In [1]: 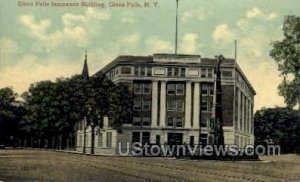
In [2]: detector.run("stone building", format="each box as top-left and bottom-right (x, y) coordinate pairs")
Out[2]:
(76, 53), (255, 155)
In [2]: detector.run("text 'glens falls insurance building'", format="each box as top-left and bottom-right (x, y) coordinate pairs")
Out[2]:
(76, 54), (256, 155)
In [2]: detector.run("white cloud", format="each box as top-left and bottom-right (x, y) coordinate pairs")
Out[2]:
(246, 7), (262, 18)
(240, 60), (285, 110)
(244, 7), (278, 22)
(267, 13), (278, 21)
(181, 33), (198, 54)
(0, 38), (19, 53)
(145, 37), (173, 54)
(212, 24), (234, 42)
(19, 8), (111, 50)
(121, 34), (140, 45)
(0, 55), (80, 94)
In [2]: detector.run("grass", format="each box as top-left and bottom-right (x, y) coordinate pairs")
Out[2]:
(0, 149), (299, 182)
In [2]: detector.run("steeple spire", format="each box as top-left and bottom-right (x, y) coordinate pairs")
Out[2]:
(82, 49), (89, 80)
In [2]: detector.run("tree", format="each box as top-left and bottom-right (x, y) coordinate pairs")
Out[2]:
(254, 107), (300, 153)
(0, 87), (25, 146)
(270, 15), (300, 110)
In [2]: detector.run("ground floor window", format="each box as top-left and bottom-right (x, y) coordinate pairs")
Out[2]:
(78, 135), (82, 146)
(132, 132), (140, 144)
(190, 136), (194, 146)
(142, 132), (150, 144)
(200, 134), (207, 146)
(106, 132), (112, 148)
(156, 135), (160, 145)
(98, 133), (103, 147)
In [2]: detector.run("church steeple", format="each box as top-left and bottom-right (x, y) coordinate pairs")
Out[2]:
(82, 49), (89, 80)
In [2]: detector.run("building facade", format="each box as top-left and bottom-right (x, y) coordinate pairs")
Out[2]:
(76, 54), (256, 155)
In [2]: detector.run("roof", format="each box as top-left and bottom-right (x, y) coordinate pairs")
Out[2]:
(93, 54), (255, 95)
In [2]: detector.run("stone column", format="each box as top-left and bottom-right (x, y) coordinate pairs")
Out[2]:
(151, 81), (158, 127)
(193, 82), (200, 129)
(185, 82), (192, 128)
(237, 89), (241, 130)
(159, 81), (166, 127)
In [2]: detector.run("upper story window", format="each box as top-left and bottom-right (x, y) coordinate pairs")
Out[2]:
(167, 67), (186, 77)
(147, 68), (152, 76)
(134, 83), (151, 95)
(121, 66), (132, 75)
(141, 67), (146, 76)
(167, 84), (176, 95)
(167, 68), (173, 77)
(207, 68), (213, 77)
(201, 83), (214, 96)
(134, 84), (142, 94)
(176, 84), (184, 95)
(134, 66), (152, 77)
(167, 83), (185, 95)
(180, 68), (186, 77)
(133, 100), (142, 111)
(143, 83), (151, 94)
(222, 70), (233, 77)
(201, 68), (214, 78)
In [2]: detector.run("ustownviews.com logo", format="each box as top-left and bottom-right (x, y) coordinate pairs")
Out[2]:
(117, 142), (281, 157)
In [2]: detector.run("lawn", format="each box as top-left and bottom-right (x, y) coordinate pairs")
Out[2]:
(0, 149), (299, 182)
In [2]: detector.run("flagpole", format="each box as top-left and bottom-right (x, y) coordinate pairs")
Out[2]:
(175, 0), (179, 55)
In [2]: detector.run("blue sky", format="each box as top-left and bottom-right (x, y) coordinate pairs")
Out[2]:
(0, 0), (300, 110)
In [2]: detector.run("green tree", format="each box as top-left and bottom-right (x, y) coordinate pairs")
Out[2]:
(270, 15), (300, 110)
(254, 107), (300, 153)
(0, 87), (25, 146)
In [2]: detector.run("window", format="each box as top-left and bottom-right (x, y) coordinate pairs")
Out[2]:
(208, 102), (213, 111)
(167, 67), (173, 76)
(167, 84), (176, 95)
(98, 133), (103, 147)
(207, 68), (213, 77)
(143, 83), (151, 94)
(121, 67), (131, 75)
(222, 70), (233, 77)
(201, 68), (206, 77)
(142, 132), (150, 144)
(132, 132), (140, 143)
(134, 66), (139, 76)
(146, 67), (152, 76)
(141, 67), (145, 76)
(174, 68), (179, 77)
(142, 100), (151, 111)
(200, 134), (207, 146)
(106, 132), (112, 148)
(176, 84), (184, 95)
(180, 68), (185, 77)
(201, 101), (208, 111)
(156, 135), (160, 145)
(167, 100), (176, 111)
(142, 117), (150, 126)
(133, 117), (141, 126)
(190, 136), (194, 146)
(201, 84), (208, 95)
(209, 86), (214, 95)
(78, 135), (82, 146)
(167, 117), (174, 127)
(175, 117), (183, 127)
(134, 84), (142, 94)
(200, 115), (207, 127)
(133, 100), (141, 111)
(177, 100), (184, 111)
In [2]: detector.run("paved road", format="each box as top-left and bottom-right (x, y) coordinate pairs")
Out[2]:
(0, 150), (299, 181)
